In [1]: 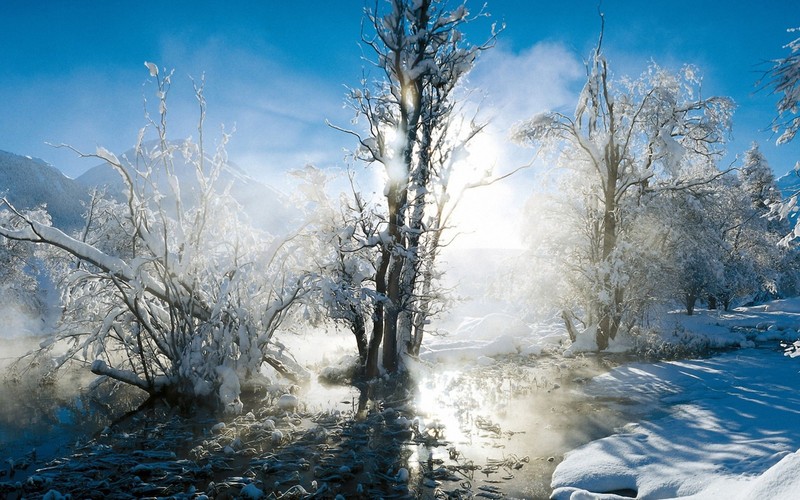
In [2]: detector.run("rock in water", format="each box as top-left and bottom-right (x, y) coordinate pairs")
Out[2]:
(240, 483), (264, 499)
(395, 467), (409, 482)
(277, 393), (298, 411)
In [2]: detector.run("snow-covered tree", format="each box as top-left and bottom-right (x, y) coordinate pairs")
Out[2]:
(513, 24), (733, 349)
(1, 66), (310, 412)
(290, 166), (378, 367)
(662, 147), (788, 313)
(740, 143), (781, 211)
(710, 147), (786, 308)
(763, 27), (800, 243)
(337, 0), (498, 376)
(655, 178), (725, 315)
(764, 27), (800, 145)
(0, 206), (51, 326)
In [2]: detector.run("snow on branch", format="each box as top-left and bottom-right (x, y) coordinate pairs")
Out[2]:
(91, 359), (162, 393)
(763, 27), (800, 144)
(0, 197), (175, 310)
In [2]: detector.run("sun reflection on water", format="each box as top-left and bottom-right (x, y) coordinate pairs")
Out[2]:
(405, 356), (629, 498)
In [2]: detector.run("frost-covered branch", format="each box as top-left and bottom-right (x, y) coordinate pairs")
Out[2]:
(4, 65), (310, 413)
(762, 27), (800, 145)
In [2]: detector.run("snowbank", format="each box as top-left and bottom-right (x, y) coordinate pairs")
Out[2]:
(421, 312), (565, 364)
(420, 298), (800, 367)
(420, 334), (521, 364)
(562, 300), (800, 358)
(664, 301), (800, 343)
(551, 348), (800, 499)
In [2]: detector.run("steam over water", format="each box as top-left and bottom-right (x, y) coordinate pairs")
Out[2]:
(1, 322), (644, 499)
(410, 355), (634, 498)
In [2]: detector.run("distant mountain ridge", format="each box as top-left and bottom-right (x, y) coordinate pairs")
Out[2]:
(777, 170), (800, 199)
(74, 144), (293, 232)
(0, 147), (292, 235)
(0, 150), (89, 231)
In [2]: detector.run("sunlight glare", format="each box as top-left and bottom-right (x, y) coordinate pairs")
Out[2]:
(445, 130), (528, 250)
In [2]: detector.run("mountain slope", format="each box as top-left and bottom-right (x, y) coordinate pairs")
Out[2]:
(777, 170), (800, 199)
(0, 150), (89, 231)
(0, 145), (294, 236)
(75, 145), (294, 233)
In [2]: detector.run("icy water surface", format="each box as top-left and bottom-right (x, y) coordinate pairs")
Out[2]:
(0, 339), (147, 491)
(0, 350), (639, 499)
(408, 355), (634, 498)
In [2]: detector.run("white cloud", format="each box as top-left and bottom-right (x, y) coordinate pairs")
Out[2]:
(469, 41), (584, 129)
(0, 33), (358, 183)
(152, 35), (358, 185)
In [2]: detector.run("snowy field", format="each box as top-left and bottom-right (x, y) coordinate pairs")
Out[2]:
(551, 347), (800, 499)
(419, 291), (800, 499)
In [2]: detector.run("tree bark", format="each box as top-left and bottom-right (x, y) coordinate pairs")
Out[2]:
(597, 146), (621, 351)
(366, 248), (390, 379)
(351, 305), (368, 362)
(685, 291), (697, 316)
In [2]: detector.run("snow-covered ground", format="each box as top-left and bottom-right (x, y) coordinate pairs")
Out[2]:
(8, 235), (800, 499)
(551, 346), (800, 499)
(421, 291), (800, 499)
(556, 298), (800, 500)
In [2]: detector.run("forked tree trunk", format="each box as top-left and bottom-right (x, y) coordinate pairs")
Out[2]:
(351, 0), (492, 377)
(381, 179), (407, 374)
(366, 248), (390, 379)
(597, 146), (622, 351)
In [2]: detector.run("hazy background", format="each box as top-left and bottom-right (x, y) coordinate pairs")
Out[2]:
(1, 0), (799, 248)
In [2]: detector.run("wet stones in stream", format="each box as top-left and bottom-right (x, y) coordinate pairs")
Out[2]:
(5, 396), (528, 499)
(5, 354), (627, 499)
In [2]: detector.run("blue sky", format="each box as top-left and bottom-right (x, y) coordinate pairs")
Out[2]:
(1, 0), (798, 186)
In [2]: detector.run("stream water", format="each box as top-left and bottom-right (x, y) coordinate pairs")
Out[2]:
(407, 355), (636, 498)
(0, 338), (642, 499)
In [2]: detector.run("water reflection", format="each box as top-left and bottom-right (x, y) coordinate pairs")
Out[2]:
(304, 354), (636, 498)
(0, 359), (146, 482)
(408, 356), (632, 498)
(0, 337), (637, 499)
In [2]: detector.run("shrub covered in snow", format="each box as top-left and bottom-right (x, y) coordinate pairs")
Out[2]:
(1, 66), (312, 412)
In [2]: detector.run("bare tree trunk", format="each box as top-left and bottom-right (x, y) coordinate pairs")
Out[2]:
(408, 214), (443, 356)
(351, 304), (368, 362)
(409, 257), (433, 357)
(366, 248), (389, 379)
(562, 310), (578, 343)
(381, 173), (407, 373)
(685, 290), (697, 316)
(383, 256), (401, 373)
(401, 113), (435, 357)
(597, 148), (621, 351)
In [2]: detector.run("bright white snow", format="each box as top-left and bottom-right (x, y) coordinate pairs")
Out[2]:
(420, 291), (800, 499)
(552, 299), (800, 500)
(551, 345), (800, 499)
